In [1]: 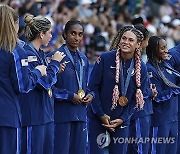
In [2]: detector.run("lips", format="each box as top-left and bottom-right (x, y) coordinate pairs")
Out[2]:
(72, 42), (79, 46)
(121, 45), (130, 50)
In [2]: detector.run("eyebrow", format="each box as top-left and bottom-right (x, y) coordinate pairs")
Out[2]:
(70, 30), (83, 33)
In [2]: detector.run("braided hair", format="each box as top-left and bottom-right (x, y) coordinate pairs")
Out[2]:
(109, 26), (133, 51)
(24, 14), (51, 41)
(111, 26), (145, 110)
(146, 36), (180, 89)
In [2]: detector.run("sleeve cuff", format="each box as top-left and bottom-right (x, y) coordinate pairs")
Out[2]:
(119, 115), (127, 123)
(32, 69), (42, 79)
(87, 91), (95, 99)
(50, 60), (61, 69)
(96, 110), (105, 119)
(67, 92), (74, 101)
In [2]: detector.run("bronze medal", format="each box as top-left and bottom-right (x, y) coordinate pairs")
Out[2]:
(48, 88), (53, 98)
(118, 96), (128, 106)
(77, 89), (85, 99)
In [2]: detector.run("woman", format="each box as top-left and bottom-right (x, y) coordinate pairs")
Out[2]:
(0, 5), (46, 154)
(87, 26), (149, 154)
(50, 20), (94, 154)
(127, 24), (155, 154)
(19, 14), (65, 154)
(146, 36), (180, 154)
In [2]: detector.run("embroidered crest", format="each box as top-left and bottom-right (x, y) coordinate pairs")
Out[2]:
(148, 72), (153, 78)
(96, 56), (101, 64)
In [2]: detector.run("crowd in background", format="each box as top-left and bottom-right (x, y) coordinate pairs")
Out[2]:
(0, 1), (180, 154)
(1, 0), (180, 64)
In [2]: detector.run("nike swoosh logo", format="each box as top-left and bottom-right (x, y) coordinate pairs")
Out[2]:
(110, 66), (116, 68)
(120, 125), (127, 129)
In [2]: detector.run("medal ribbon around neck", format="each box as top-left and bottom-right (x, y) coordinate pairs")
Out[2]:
(120, 58), (134, 96)
(111, 49), (134, 110)
(64, 45), (85, 96)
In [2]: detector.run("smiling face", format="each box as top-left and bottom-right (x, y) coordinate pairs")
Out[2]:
(64, 24), (84, 51)
(156, 39), (168, 61)
(119, 30), (141, 59)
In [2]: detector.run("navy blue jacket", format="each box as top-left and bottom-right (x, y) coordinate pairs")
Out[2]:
(0, 44), (42, 128)
(131, 78), (153, 120)
(19, 43), (60, 126)
(88, 50), (149, 124)
(49, 44), (91, 123)
(147, 61), (180, 127)
(168, 44), (180, 71)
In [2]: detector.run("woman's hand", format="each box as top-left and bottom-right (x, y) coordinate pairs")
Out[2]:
(52, 51), (66, 62)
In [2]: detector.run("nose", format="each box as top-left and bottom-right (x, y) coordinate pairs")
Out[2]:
(74, 35), (81, 42)
(123, 39), (129, 44)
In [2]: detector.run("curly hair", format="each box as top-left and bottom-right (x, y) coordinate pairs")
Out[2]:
(111, 26), (145, 110)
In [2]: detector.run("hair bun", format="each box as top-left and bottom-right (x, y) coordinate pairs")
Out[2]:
(24, 14), (34, 25)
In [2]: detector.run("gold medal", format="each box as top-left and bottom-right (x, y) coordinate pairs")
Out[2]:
(118, 96), (128, 106)
(77, 89), (85, 99)
(48, 88), (53, 98)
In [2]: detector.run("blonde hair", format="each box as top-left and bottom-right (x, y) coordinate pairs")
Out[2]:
(24, 14), (51, 41)
(0, 4), (18, 52)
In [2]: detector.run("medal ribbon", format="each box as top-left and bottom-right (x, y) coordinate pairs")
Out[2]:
(64, 45), (84, 89)
(120, 58), (134, 96)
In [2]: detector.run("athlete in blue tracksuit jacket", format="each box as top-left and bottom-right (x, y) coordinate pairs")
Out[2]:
(19, 15), (65, 154)
(0, 44), (45, 154)
(52, 20), (94, 154)
(87, 26), (149, 154)
(19, 43), (62, 154)
(0, 5), (46, 154)
(168, 44), (180, 154)
(146, 36), (180, 154)
(127, 24), (154, 154)
(87, 49), (149, 154)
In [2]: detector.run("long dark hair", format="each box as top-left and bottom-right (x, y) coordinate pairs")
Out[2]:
(146, 36), (180, 88)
